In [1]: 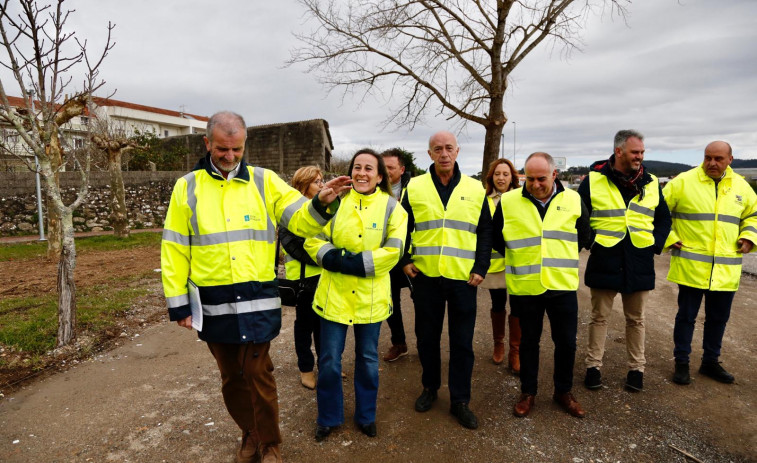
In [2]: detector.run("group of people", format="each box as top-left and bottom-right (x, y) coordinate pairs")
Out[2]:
(160, 111), (757, 463)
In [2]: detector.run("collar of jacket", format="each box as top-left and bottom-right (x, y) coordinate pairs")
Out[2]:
(399, 171), (412, 189)
(591, 155), (653, 189)
(696, 163), (734, 182)
(345, 186), (385, 207)
(428, 161), (461, 187)
(192, 152), (251, 183)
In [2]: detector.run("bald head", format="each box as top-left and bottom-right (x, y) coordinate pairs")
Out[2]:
(524, 152), (557, 201)
(206, 111), (246, 144)
(702, 140), (733, 180)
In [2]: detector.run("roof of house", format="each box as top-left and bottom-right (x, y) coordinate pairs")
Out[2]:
(91, 97), (209, 121)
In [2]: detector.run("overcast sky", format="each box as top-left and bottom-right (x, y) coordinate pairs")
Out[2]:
(6, 0), (756, 174)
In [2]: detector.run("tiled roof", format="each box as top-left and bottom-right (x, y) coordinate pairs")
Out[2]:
(91, 97), (209, 121)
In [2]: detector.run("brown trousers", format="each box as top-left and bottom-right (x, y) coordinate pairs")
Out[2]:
(207, 342), (282, 447)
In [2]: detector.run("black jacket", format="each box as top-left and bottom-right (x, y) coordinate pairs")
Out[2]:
(578, 158), (672, 293)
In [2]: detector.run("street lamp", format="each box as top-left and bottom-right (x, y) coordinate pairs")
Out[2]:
(28, 89), (46, 241)
(512, 121), (516, 167)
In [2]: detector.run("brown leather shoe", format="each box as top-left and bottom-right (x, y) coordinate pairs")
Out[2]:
(513, 393), (535, 417)
(236, 431), (259, 463)
(383, 343), (408, 362)
(553, 392), (585, 418)
(260, 444), (282, 463)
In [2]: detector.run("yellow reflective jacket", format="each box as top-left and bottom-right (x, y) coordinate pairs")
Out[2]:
(663, 165), (757, 290)
(406, 173), (486, 280)
(500, 187), (582, 295)
(589, 171), (660, 248)
(161, 156), (334, 343)
(305, 188), (408, 325)
(487, 194), (506, 273)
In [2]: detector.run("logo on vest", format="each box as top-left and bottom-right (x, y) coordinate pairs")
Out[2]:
(735, 194), (743, 205)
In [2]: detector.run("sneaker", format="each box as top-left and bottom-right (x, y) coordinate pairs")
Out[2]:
(450, 402), (479, 429)
(414, 388), (437, 412)
(699, 361), (735, 384)
(625, 370), (643, 392)
(584, 367), (602, 390)
(672, 362), (691, 385)
(383, 343), (408, 362)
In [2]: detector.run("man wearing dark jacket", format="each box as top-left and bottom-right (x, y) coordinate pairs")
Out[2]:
(579, 130), (672, 392)
(381, 149), (413, 362)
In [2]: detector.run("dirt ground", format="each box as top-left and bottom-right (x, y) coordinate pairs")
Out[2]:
(0, 247), (755, 463)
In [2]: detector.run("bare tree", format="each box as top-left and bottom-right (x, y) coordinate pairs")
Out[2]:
(290, 0), (628, 175)
(90, 118), (141, 238)
(0, 0), (114, 347)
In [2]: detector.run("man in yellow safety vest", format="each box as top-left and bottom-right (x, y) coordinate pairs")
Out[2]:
(492, 152), (594, 419)
(664, 141), (757, 386)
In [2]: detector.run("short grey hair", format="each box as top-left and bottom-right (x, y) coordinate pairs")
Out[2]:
(525, 151), (555, 171)
(206, 111), (246, 143)
(614, 129), (644, 150)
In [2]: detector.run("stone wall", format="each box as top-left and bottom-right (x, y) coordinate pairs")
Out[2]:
(0, 171), (184, 236)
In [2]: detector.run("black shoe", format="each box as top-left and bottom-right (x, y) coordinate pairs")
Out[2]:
(415, 388), (437, 412)
(315, 425), (334, 442)
(450, 402), (479, 429)
(625, 370), (643, 392)
(672, 362), (691, 385)
(358, 422), (377, 437)
(699, 361), (735, 384)
(584, 367), (602, 390)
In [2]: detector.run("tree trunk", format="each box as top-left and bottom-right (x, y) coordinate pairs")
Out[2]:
(108, 149), (130, 238)
(46, 139), (64, 260)
(481, 122), (506, 180)
(56, 210), (77, 347)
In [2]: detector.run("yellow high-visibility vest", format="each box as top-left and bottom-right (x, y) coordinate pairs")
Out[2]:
(407, 173), (486, 280)
(487, 195), (506, 273)
(500, 187), (581, 295)
(589, 171), (659, 248)
(663, 165), (757, 291)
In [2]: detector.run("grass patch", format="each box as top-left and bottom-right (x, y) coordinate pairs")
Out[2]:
(0, 277), (153, 354)
(0, 231), (162, 262)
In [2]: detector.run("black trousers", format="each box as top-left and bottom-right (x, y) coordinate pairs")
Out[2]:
(294, 288), (320, 372)
(510, 291), (578, 395)
(412, 274), (477, 404)
(385, 280), (407, 345)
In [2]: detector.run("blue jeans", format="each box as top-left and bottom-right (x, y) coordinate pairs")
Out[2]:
(673, 284), (735, 364)
(317, 318), (381, 427)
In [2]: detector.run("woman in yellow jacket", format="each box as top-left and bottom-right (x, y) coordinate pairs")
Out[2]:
(479, 158), (522, 373)
(305, 149), (408, 442)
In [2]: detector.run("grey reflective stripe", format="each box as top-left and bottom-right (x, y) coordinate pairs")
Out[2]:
(440, 247), (476, 259)
(166, 294), (189, 308)
(596, 229), (626, 238)
(162, 229), (190, 246)
(309, 199), (329, 226)
(505, 236), (541, 249)
(443, 219), (477, 233)
(746, 212), (757, 219)
(363, 250), (376, 277)
(628, 202), (655, 217)
(543, 230), (578, 242)
(185, 172), (199, 236)
(715, 256), (742, 265)
(382, 196), (398, 245)
(542, 257), (579, 268)
(671, 249), (712, 264)
(284, 254), (296, 263)
(717, 214), (740, 225)
(742, 226), (757, 234)
(671, 249), (742, 266)
(384, 237), (403, 249)
(192, 228), (274, 246)
(316, 243), (337, 266)
(280, 196), (307, 230)
(252, 168), (277, 238)
(672, 212), (716, 221)
(413, 246), (442, 256)
(203, 298), (280, 316)
(506, 264), (541, 275)
(416, 219), (444, 231)
(591, 209), (625, 218)
(413, 246), (475, 259)
(492, 251), (504, 259)
(628, 225), (653, 234)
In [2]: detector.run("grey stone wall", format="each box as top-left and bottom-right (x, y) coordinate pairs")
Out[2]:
(0, 171), (184, 236)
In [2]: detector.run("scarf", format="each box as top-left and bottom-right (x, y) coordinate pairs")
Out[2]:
(609, 154), (645, 200)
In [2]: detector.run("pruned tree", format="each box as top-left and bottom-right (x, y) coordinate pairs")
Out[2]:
(290, 0), (628, 175)
(0, 0), (114, 347)
(90, 120), (140, 238)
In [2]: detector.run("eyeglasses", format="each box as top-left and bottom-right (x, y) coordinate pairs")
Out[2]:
(313, 178), (324, 186)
